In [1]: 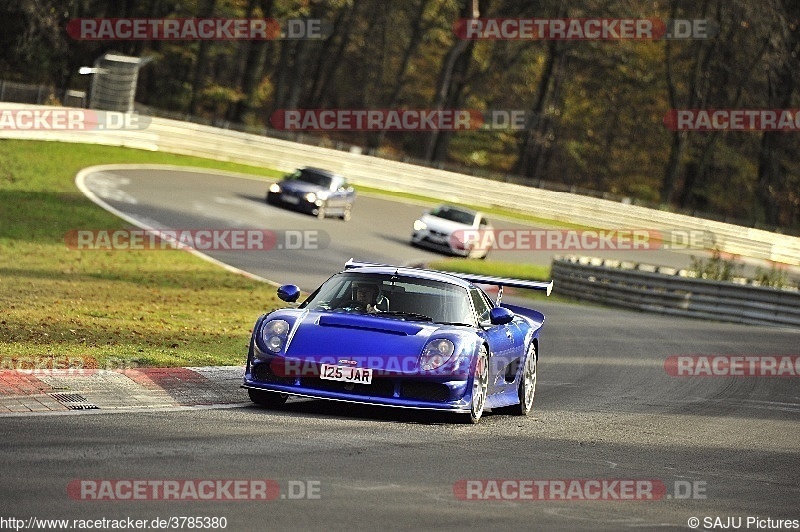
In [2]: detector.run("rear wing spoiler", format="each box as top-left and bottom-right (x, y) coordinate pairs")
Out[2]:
(344, 258), (553, 299)
(450, 272), (553, 297)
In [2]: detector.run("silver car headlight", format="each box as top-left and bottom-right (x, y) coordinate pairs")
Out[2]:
(419, 339), (456, 371)
(413, 219), (427, 231)
(261, 319), (290, 354)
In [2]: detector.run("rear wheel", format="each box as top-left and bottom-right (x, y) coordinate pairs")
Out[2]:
(464, 346), (489, 424)
(248, 388), (288, 408)
(341, 206), (352, 221)
(512, 342), (537, 416)
(316, 204), (327, 219)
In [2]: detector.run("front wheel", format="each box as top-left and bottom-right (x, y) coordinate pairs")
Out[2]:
(463, 346), (489, 424)
(512, 342), (537, 416)
(248, 388), (288, 408)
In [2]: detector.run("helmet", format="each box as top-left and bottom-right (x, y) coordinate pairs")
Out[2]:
(352, 281), (378, 302)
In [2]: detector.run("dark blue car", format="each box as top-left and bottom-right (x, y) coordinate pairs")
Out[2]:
(267, 167), (355, 220)
(243, 260), (552, 423)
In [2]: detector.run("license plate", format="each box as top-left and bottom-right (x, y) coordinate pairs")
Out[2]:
(282, 194), (299, 204)
(319, 364), (372, 384)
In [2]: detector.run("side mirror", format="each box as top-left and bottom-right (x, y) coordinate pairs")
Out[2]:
(489, 307), (514, 325)
(277, 284), (301, 303)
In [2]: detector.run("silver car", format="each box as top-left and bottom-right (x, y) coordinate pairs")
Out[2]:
(411, 204), (494, 259)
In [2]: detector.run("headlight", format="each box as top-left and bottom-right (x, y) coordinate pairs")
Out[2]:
(269, 183), (281, 193)
(304, 192), (317, 203)
(413, 219), (427, 231)
(261, 319), (290, 353)
(419, 339), (456, 371)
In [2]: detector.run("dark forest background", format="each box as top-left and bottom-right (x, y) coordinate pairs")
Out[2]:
(2, 0), (799, 231)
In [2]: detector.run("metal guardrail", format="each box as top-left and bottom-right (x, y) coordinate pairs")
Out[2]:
(1, 103), (799, 266)
(551, 256), (800, 327)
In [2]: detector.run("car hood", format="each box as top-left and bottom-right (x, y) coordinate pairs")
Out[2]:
(266, 309), (477, 373)
(420, 213), (475, 233)
(279, 180), (329, 195)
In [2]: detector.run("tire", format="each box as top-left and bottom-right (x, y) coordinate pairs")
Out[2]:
(340, 206), (352, 221)
(248, 388), (288, 408)
(316, 204), (327, 219)
(512, 342), (537, 416)
(464, 346), (489, 424)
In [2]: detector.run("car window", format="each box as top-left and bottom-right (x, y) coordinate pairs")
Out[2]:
(470, 287), (493, 324)
(288, 169), (334, 188)
(301, 272), (473, 325)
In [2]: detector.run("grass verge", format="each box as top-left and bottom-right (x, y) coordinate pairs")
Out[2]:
(0, 140), (282, 369)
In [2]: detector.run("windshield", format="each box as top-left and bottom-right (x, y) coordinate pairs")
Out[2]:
(287, 169), (333, 189)
(429, 206), (476, 225)
(300, 272), (476, 326)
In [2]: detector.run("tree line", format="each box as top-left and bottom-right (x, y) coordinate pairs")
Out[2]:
(2, 0), (798, 231)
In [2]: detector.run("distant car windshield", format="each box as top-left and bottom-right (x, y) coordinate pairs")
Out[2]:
(287, 169), (333, 189)
(300, 272), (476, 326)
(429, 206), (476, 225)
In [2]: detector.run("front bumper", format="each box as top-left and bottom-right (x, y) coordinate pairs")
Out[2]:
(411, 230), (473, 257)
(267, 190), (321, 214)
(244, 358), (473, 412)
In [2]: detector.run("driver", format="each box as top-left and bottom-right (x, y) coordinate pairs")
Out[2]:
(352, 281), (381, 313)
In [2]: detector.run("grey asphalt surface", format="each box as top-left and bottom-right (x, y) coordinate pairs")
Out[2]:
(1, 168), (797, 531)
(2, 301), (798, 530)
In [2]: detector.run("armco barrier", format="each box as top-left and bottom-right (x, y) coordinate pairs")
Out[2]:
(551, 256), (800, 327)
(1, 103), (799, 265)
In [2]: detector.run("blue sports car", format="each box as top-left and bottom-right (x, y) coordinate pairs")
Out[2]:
(243, 260), (552, 423)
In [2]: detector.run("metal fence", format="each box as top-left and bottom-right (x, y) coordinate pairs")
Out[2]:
(0, 80), (86, 108)
(551, 256), (800, 327)
(0, 80), (57, 105)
